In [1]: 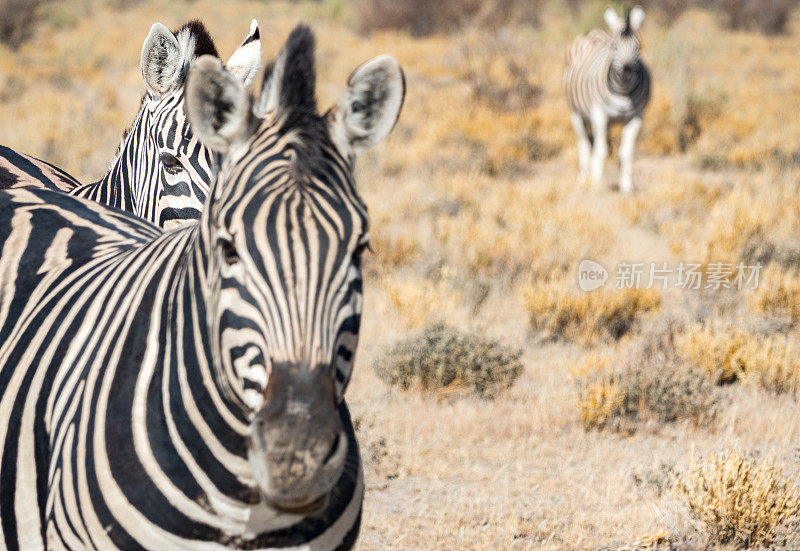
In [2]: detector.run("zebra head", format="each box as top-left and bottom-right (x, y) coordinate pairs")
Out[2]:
(133, 20), (262, 229)
(604, 5), (645, 77)
(185, 26), (404, 513)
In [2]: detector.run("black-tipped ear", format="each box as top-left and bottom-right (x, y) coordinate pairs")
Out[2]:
(255, 24), (317, 118)
(141, 23), (182, 98)
(226, 18), (262, 87)
(328, 55), (405, 156)
(185, 56), (250, 152)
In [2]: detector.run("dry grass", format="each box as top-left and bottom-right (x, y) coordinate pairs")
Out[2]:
(4, 1), (800, 548)
(675, 450), (800, 548)
(678, 323), (800, 393)
(574, 318), (719, 432)
(678, 324), (751, 384)
(524, 283), (661, 345)
(750, 265), (800, 324)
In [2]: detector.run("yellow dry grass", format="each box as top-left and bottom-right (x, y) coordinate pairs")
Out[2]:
(4, 1), (800, 548)
(678, 324), (800, 393)
(675, 450), (800, 548)
(524, 283), (661, 345)
(750, 264), (800, 325)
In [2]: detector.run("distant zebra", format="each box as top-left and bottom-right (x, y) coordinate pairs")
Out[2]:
(564, 5), (650, 193)
(0, 19), (261, 229)
(0, 24), (405, 550)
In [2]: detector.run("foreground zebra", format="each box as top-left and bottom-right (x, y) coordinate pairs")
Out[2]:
(0, 19), (261, 229)
(0, 24), (405, 550)
(564, 5), (651, 193)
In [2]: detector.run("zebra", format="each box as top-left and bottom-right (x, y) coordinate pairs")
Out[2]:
(0, 23), (405, 550)
(564, 5), (650, 193)
(0, 19), (262, 229)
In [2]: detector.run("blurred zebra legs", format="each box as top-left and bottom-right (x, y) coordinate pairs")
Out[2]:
(619, 116), (642, 194)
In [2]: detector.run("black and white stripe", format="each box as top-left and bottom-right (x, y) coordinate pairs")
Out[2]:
(0, 19), (261, 230)
(0, 24), (404, 550)
(564, 5), (651, 193)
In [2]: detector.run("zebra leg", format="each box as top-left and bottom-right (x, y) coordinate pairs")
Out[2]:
(570, 112), (591, 183)
(589, 105), (608, 189)
(619, 116), (642, 194)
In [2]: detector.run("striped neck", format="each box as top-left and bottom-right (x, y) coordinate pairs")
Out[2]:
(71, 103), (155, 218)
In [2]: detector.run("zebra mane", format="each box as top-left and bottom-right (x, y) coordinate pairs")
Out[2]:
(173, 20), (220, 81)
(260, 25), (329, 179)
(108, 21), (221, 169)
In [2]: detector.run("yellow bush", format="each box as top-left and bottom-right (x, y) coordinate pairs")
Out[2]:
(739, 335), (800, 395)
(677, 325), (750, 384)
(750, 265), (800, 325)
(524, 284), (660, 345)
(578, 378), (624, 430)
(675, 451), (800, 548)
(679, 324), (800, 393)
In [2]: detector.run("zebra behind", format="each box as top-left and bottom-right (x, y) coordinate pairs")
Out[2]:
(0, 24), (405, 550)
(0, 19), (261, 229)
(564, 5), (651, 193)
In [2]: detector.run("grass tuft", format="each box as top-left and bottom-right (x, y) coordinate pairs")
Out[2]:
(525, 284), (661, 345)
(675, 450), (800, 548)
(372, 324), (523, 399)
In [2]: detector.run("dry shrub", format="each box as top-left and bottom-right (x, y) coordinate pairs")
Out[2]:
(0, 0), (40, 49)
(675, 451), (800, 548)
(525, 284), (661, 345)
(749, 265), (800, 325)
(678, 325), (750, 384)
(372, 324), (523, 399)
(458, 36), (542, 113)
(717, 0), (795, 35)
(574, 317), (718, 432)
(356, 0), (543, 36)
(741, 335), (800, 394)
(679, 323), (800, 393)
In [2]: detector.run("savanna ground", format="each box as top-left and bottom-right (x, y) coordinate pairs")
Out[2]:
(3, 0), (800, 548)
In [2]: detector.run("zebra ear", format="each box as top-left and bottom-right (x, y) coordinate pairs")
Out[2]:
(141, 23), (182, 99)
(629, 6), (645, 31)
(604, 8), (623, 33)
(255, 24), (316, 119)
(328, 55), (405, 156)
(226, 19), (262, 87)
(185, 56), (250, 152)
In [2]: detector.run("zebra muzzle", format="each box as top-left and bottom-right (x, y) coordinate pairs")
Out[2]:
(248, 366), (347, 514)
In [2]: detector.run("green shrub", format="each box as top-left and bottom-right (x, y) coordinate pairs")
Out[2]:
(373, 324), (523, 399)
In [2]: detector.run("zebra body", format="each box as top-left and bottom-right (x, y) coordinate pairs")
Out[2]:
(0, 19), (261, 229)
(0, 146), (81, 193)
(0, 24), (405, 551)
(564, 6), (650, 193)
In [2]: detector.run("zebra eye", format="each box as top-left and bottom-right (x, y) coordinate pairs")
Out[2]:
(160, 152), (184, 175)
(354, 235), (372, 259)
(218, 238), (239, 266)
